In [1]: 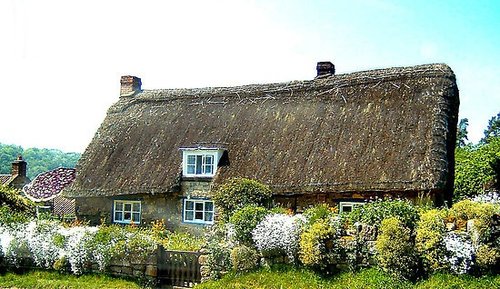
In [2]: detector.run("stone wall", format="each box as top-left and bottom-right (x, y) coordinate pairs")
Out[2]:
(101, 251), (158, 282)
(0, 249), (159, 284)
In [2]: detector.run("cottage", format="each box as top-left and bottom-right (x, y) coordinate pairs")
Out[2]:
(0, 156), (30, 190)
(64, 62), (459, 229)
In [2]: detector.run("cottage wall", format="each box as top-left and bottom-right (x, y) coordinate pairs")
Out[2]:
(273, 190), (436, 213)
(75, 190), (210, 234)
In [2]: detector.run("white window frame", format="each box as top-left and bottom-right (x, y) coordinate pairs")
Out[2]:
(181, 148), (223, 177)
(113, 200), (141, 224)
(183, 199), (215, 225)
(339, 201), (365, 213)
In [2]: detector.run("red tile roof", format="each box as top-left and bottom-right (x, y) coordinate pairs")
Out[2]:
(23, 168), (76, 201)
(0, 174), (12, 186)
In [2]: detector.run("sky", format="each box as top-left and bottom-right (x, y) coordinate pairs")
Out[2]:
(0, 0), (499, 153)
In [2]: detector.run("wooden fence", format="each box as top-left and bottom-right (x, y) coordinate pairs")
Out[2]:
(157, 248), (202, 287)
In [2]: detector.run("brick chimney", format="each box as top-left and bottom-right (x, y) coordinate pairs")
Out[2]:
(120, 75), (142, 97)
(11, 155), (27, 177)
(316, 61), (335, 78)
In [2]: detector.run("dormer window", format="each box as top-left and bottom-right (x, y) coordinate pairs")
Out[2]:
(187, 154), (214, 175)
(181, 148), (225, 177)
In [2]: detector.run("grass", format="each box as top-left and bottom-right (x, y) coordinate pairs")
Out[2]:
(195, 265), (500, 289)
(0, 269), (145, 289)
(2, 266), (499, 289)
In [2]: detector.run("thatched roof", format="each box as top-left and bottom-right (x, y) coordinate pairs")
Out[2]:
(65, 63), (459, 198)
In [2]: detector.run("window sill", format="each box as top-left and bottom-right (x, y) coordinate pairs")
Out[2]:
(181, 176), (214, 182)
(183, 220), (214, 226)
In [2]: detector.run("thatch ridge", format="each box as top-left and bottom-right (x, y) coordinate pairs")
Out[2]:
(64, 63), (458, 199)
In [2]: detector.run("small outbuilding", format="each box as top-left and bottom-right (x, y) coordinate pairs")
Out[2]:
(64, 62), (459, 229)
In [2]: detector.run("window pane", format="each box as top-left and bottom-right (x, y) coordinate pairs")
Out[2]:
(186, 201), (194, 210)
(187, 155), (196, 165)
(124, 203), (132, 211)
(205, 202), (214, 212)
(124, 212), (131, 221)
(205, 155), (214, 164)
(132, 213), (140, 223)
(204, 164), (213, 174)
(185, 211), (194, 221)
(342, 205), (352, 213)
(195, 211), (203, 220)
(187, 164), (195, 174)
(115, 202), (123, 211)
(114, 212), (123, 221)
(196, 155), (203, 174)
(205, 212), (213, 222)
(195, 202), (204, 211)
(132, 203), (140, 212)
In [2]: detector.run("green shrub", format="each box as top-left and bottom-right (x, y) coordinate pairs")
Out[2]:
(303, 204), (337, 228)
(375, 217), (419, 280)
(448, 200), (497, 242)
(299, 219), (336, 270)
(0, 206), (32, 225)
(0, 185), (34, 214)
(53, 256), (69, 272)
(348, 199), (419, 230)
(212, 178), (272, 221)
(161, 231), (205, 252)
(150, 219), (204, 251)
(475, 244), (499, 273)
(205, 227), (232, 279)
(415, 209), (447, 272)
(229, 205), (269, 245)
(230, 245), (259, 272)
(269, 206), (290, 214)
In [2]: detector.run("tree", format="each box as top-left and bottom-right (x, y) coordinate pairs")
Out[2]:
(456, 118), (469, 147)
(482, 112), (500, 143)
(454, 137), (500, 200)
(0, 143), (81, 179)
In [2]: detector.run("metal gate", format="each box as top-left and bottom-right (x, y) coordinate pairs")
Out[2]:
(157, 248), (202, 287)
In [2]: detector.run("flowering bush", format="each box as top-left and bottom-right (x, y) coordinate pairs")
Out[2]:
(0, 220), (156, 275)
(472, 191), (500, 204)
(299, 219), (337, 269)
(205, 224), (233, 279)
(251, 213), (305, 263)
(475, 244), (499, 273)
(65, 226), (96, 274)
(415, 209), (448, 272)
(448, 200), (497, 242)
(443, 232), (475, 274)
(375, 217), (419, 280)
(230, 244), (259, 272)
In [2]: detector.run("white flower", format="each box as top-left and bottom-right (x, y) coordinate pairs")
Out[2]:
(252, 214), (305, 262)
(443, 232), (475, 274)
(472, 191), (500, 205)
